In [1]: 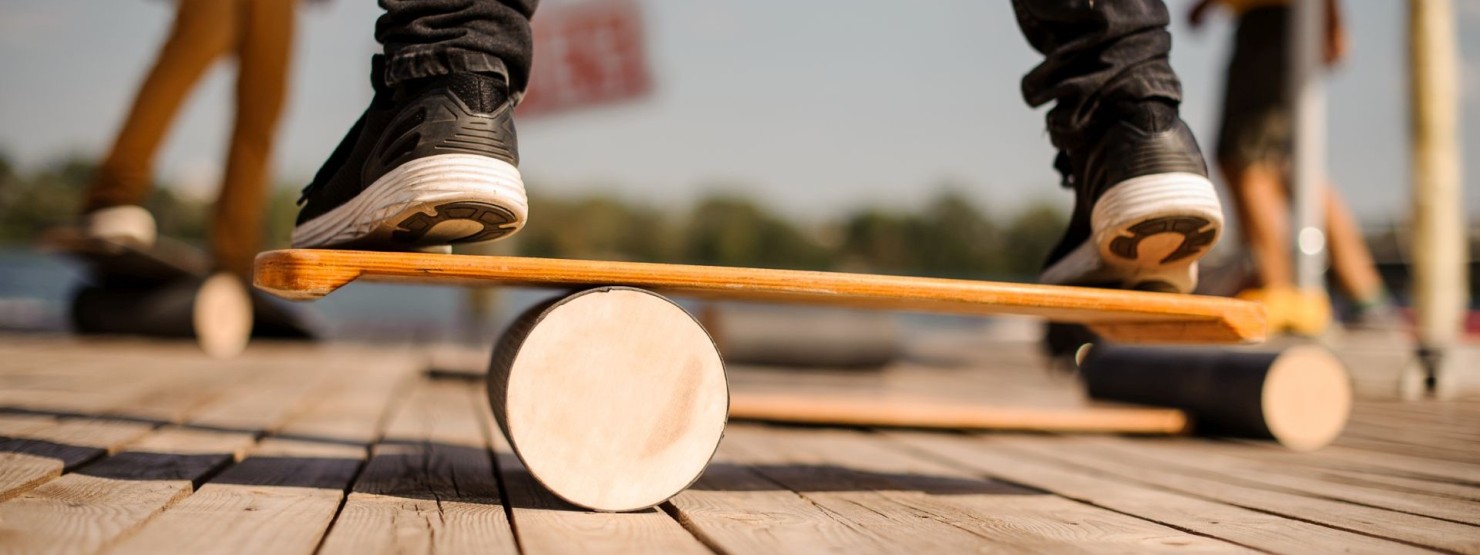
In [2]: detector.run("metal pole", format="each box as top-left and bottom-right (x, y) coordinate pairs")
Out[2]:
(1409, 0), (1468, 388)
(1290, 0), (1328, 293)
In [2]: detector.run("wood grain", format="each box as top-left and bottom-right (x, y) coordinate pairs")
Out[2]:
(996, 435), (1480, 553)
(1089, 437), (1480, 525)
(718, 426), (1249, 553)
(104, 438), (366, 555)
(481, 399), (711, 554)
(317, 379), (518, 555)
(487, 288), (728, 512)
(102, 354), (418, 555)
(254, 249), (1266, 344)
(0, 427), (255, 555)
(888, 431), (1433, 554)
(0, 417), (154, 500)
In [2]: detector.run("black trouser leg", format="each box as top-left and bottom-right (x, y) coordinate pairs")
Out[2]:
(1012, 0), (1182, 150)
(376, 0), (539, 92)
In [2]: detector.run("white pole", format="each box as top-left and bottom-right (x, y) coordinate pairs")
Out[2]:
(1409, 0), (1468, 385)
(1290, 0), (1328, 293)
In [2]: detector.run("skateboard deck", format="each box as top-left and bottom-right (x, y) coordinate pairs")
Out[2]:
(254, 249), (1267, 343)
(42, 228), (208, 286)
(43, 229), (317, 341)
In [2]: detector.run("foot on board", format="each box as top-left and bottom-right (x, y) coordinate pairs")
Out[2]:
(292, 55), (528, 252)
(1038, 100), (1224, 294)
(81, 205), (157, 249)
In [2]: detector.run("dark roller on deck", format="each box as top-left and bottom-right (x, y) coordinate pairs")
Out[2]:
(71, 273), (253, 358)
(1078, 344), (1352, 450)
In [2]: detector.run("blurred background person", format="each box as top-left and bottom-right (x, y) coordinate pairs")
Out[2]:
(1190, 0), (1397, 335)
(81, 0), (298, 280)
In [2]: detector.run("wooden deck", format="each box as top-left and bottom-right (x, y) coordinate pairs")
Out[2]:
(1, 334), (1477, 554)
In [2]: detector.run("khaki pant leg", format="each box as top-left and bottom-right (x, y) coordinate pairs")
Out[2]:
(85, 0), (237, 212)
(211, 0), (296, 279)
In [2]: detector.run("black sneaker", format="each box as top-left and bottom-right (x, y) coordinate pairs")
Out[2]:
(1038, 100), (1224, 294)
(293, 60), (527, 251)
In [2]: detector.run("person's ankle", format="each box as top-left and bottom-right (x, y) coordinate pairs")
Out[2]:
(394, 72), (510, 111)
(1104, 98), (1180, 131)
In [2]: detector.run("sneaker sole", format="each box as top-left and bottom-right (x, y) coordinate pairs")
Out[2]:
(292, 153), (528, 251)
(1041, 172), (1223, 293)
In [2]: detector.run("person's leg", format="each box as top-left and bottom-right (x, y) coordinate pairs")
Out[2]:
(293, 0), (538, 252)
(1014, 0), (1223, 294)
(211, 0), (295, 279)
(376, 0), (538, 93)
(1226, 162), (1296, 290)
(1322, 184), (1388, 304)
(84, 0), (237, 243)
(1012, 0), (1181, 150)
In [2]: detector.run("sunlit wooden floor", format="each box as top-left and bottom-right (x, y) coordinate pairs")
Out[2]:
(0, 335), (1476, 554)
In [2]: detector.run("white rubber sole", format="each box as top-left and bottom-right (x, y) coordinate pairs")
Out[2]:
(1040, 172), (1223, 293)
(292, 153), (528, 250)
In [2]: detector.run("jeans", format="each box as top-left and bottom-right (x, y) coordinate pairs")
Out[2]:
(1012, 0), (1182, 150)
(377, 0), (1179, 147)
(377, 0), (539, 92)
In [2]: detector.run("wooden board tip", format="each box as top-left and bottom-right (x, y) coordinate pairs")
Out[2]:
(1090, 301), (1268, 344)
(253, 249), (359, 301)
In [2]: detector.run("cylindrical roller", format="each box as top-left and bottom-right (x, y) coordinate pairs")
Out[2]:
(701, 303), (899, 368)
(1078, 344), (1352, 450)
(488, 287), (728, 511)
(71, 272), (253, 359)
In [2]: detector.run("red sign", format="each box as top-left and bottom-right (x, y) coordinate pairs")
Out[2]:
(519, 0), (653, 117)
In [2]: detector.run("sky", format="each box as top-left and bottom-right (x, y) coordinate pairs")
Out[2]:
(1, 0), (1478, 225)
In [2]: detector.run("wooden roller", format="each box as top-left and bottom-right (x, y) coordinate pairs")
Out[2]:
(71, 272), (253, 359)
(487, 287), (728, 511)
(1078, 344), (1352, 450)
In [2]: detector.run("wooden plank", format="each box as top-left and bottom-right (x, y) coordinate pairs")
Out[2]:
(1330, 433), (1480, 464)
(717, 425), (1249, 553)
(1225, 441), (1480, 486)
(103, 438), (366, 555)
(0, 344), (260, 427)
(318, 379), (518, 555)
(0, 346), (400, 555)
(1283, 466), (1480, 502)
(254, 249), (1266, 344)
(887, 431), (1435, 554)
(0, 417), (154, 500)
(480, 399), (711, 554)
(994, 435), (1480, 552)
(1090, 438), (1480, 525)
(728, 391), (1188, 434)
(0, 427), (255, 555)
(102, 354), (418, 555)
(667, 436), (911, 555)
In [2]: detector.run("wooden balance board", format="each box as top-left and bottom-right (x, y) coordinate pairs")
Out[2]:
(254, 249), (1268, 512)
(255, 249), (1265, 343)
(43, 229), (253, 358)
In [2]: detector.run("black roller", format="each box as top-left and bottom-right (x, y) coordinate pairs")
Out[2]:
(1078, 344), (1352, 450)
(71, 273), (253, 358)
